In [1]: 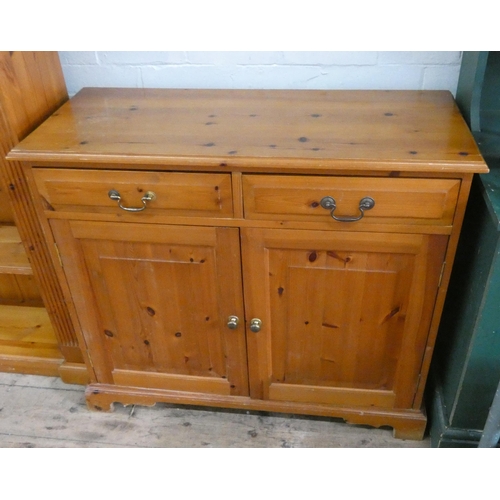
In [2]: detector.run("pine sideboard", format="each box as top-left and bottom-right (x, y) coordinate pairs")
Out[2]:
(7, 88), (488, 440)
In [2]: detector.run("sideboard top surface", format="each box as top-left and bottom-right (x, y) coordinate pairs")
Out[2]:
(8, 88), (488, 174)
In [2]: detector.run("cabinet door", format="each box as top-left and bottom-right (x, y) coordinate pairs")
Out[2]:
(50, 220), (249, 397)
(241, 228), (447, 409)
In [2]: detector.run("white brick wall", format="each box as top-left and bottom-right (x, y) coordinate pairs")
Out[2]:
(58, 51), (463, 97)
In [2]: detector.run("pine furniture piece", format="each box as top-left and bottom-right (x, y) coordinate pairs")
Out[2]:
(429, 51), (500, 447)
(7, 87), (488, 439)
(0, 51), (87, 382)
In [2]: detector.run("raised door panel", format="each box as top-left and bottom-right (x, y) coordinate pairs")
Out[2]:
(49, 220), (248, 396)
(241, 228), (447, 409)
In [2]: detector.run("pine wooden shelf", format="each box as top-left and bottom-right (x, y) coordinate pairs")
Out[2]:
(0, 225), (62, 376)
(0, 304), (63, 376)
(0, 225), (33, 275)
(0, 216), (57, 376)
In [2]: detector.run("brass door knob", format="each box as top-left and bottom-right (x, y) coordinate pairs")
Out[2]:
(227, 316), (239, 329)
(249, 318), (262, 332)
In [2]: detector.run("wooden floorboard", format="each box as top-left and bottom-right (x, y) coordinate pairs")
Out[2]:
(0, 373), (430, 448)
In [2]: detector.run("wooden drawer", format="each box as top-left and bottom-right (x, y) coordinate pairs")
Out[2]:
(32, 169), (233, 218)
(243, 175), (461, 226)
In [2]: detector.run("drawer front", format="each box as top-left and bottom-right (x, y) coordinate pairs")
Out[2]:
(33, 169), (233, 218)
(243, 175), (460, 226)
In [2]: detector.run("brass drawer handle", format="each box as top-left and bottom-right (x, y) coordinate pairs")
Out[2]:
(108, 190), (156, 212)
(320, 196), (375, 222)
